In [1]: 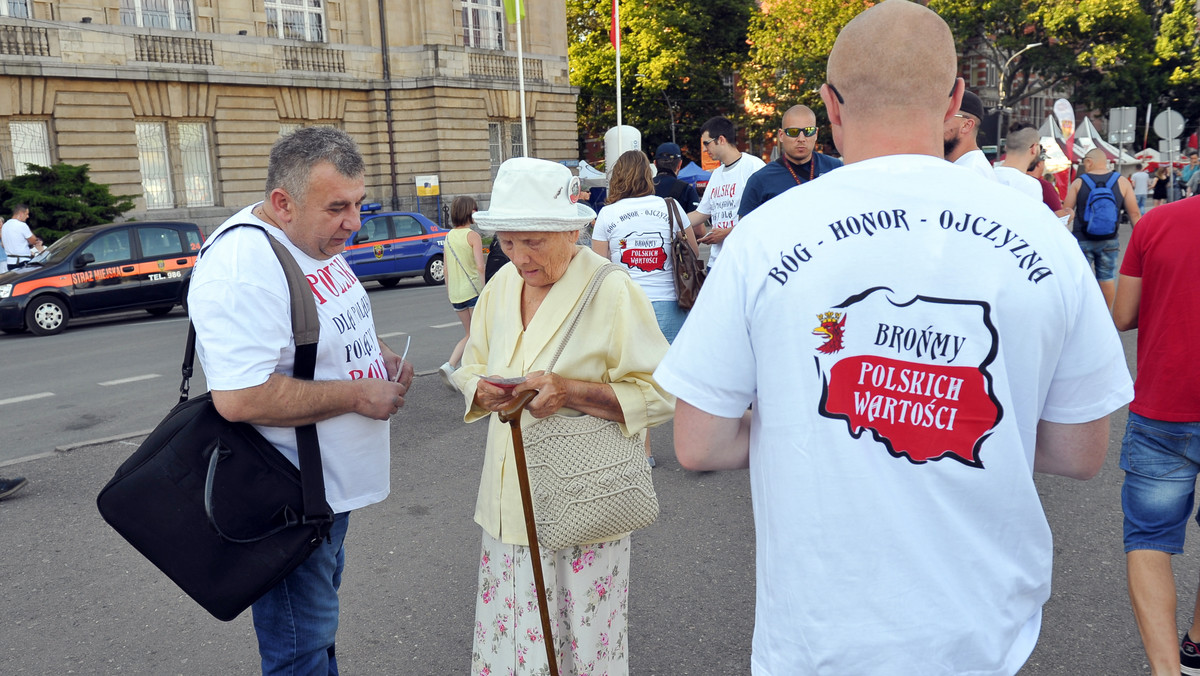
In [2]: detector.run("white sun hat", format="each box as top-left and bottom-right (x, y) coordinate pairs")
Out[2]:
(473, 157), (596, 233)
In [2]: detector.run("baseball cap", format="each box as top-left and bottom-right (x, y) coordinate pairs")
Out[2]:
(654, 142), (681, 159)
(959, 90), (985, 122)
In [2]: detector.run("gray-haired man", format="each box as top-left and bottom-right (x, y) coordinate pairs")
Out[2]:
(188, 127), (414, 674)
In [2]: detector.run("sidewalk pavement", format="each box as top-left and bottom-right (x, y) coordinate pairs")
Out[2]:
(0, 368), (1187, 674)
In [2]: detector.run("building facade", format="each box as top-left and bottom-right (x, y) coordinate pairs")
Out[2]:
(0, 1), (577, 227)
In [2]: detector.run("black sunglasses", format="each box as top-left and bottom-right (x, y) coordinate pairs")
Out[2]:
(782, 126), (818, 138)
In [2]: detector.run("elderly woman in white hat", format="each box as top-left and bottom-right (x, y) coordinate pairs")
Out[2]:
(452, 157), (674, 675)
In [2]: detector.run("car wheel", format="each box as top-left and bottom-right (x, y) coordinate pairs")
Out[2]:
(378, 278), (401, 288)
(423, 255), (445, 285)
(146, 306), (174, 317)
(25, 296), (69, 336)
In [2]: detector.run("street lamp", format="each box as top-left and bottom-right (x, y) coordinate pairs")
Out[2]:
(635, 74), (677, 144)
(995, 42), (1042, 154)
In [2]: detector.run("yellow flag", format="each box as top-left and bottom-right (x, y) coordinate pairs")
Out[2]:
(503, 0), (525, 24)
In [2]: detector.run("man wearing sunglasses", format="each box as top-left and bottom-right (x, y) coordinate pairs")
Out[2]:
(738, 106), (843, 218)
(943, 89), (998, 181)
(658, 0), (1130, 672)
(688, 116), (765, 268)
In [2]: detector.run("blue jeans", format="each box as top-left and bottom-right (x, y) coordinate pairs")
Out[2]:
(1076, 238), (1120, 282)
(252, 511), (350, 676)
(652, 300), (688, 344)
(1121, 413), (1200, 554)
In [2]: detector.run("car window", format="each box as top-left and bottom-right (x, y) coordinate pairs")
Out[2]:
(393, 215), (424, 238)
(185, 229), (202, 252)
(359, 217), (391, 244)
(138, 227), (185, 258)
(80, 230), (132, 265)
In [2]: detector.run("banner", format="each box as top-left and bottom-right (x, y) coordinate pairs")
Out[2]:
(503, 0), (524, 24)
(1053, 98), (1075, 162)
(611, 0), (620, 50)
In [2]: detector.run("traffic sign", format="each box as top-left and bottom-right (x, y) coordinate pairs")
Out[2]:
(1108, 106), (1136, 145)
(1153, 109), (1185, 140)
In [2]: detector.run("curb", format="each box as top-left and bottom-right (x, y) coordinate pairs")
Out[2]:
(55, 429), (154, 453)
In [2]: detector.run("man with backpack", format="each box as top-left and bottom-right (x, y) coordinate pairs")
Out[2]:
(1063, 148), (1142, 309)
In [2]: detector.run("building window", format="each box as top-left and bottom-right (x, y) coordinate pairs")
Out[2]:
(120, 0), (194, 31)
(462, 0), (504, 50)
(10, 121), (51, 175)
(136, 123), (174, 210)
(178, 122), (214, 207)
(266, 0), (325, 43)
(1, 1), (29, 18)
(136, 121), (215, 210)
(488, 120), (528, 178)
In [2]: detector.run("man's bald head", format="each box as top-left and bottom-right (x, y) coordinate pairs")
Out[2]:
(1084, 148), (1108, 171)
(827, 0), (957, 118)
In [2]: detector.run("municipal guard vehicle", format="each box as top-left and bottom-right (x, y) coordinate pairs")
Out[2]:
(343, 204), (446, 287)
(0, 221), (202, 336)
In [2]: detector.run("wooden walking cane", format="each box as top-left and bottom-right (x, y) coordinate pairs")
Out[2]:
(499, 389), (559, 676)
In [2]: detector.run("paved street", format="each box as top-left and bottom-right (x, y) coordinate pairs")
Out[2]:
(3, 236), (1196, 674)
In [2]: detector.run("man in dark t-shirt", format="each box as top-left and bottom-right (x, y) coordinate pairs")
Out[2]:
(738, 105), (843, 217)
(1062, 148), (1142, 309)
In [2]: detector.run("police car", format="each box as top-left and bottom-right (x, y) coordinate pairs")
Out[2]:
(343, 204), (446, 287)
(0, 221), (202, 336)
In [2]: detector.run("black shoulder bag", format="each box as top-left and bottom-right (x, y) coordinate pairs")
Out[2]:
(96, 224), (333, 622)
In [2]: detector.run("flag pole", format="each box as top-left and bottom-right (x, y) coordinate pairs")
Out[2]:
(613, 0), (622, 152)
(516, 0), (527, 157)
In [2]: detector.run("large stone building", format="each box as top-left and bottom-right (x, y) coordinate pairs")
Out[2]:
(0, 0), (577, 227)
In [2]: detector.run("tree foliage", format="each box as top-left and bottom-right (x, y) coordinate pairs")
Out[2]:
(742, 0), (875, 123)
(568, 0), (755, 159)
(0, 163), (136, 243)
(929, 0), (1154, 113)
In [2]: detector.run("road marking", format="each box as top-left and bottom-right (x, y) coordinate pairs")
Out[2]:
(378, 331), (409, 339)
(98, 374), (161, 387)
(0, 392), (54, 406)
(430, 322), (460, 329)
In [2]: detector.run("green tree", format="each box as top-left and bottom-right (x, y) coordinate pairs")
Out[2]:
(1151, 0), (1200, 123)
(568, 0), (755, 160)
(0, 163), (136, 243)
(929, 0), (1155, 114)
(741, 0), (876, 142)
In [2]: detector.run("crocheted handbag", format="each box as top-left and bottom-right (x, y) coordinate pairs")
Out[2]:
(520, 263), (660, 551)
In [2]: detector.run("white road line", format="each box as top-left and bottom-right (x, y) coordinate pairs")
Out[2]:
(378, 331), (409, 339)
(430, 322), (460, 329)
(98, 374), (161, 387)
(0, 392), (54, 406)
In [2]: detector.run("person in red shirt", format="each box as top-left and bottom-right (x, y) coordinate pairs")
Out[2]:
(1113, 195), (1200, 676)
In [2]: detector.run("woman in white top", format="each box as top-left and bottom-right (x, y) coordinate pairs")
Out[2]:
(592, 150), (698, 467)
(439, 196), (486, 389)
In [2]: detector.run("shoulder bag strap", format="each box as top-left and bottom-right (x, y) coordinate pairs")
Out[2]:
(446, 232), (481, 295)
(664, 196), (684, 238)
(181, 222), (330, 523)
(544, 263), (622, 374)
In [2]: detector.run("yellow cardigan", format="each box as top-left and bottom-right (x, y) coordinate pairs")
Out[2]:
(452, 247), (675, 546)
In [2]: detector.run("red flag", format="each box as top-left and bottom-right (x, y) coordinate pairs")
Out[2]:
(611, 0), (620, 50)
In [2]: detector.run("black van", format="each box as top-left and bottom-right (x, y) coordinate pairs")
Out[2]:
(0, 221), (202, 336)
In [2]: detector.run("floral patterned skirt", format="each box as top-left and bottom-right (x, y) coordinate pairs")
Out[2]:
(470, 530), (631, 676)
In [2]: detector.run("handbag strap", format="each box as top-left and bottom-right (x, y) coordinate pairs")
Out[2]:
(446, 231), (481, 295)
(544, 263), (622, 374)
(180, 222), (330, 524)
(664, 196), (685, 238)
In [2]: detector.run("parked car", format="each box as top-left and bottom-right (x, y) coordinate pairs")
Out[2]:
(0, 221), (202, 336)
(343, 204), (446, 287)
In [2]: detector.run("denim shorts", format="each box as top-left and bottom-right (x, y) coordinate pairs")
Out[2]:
(652, 300), (688, 344)
(1076, 238), (1120, 282)
(1121, 412), (1200, 554)
(451, 295), (479, 311)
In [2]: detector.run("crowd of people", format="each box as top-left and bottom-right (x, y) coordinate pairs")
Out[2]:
(4, 1), (1196, 675)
